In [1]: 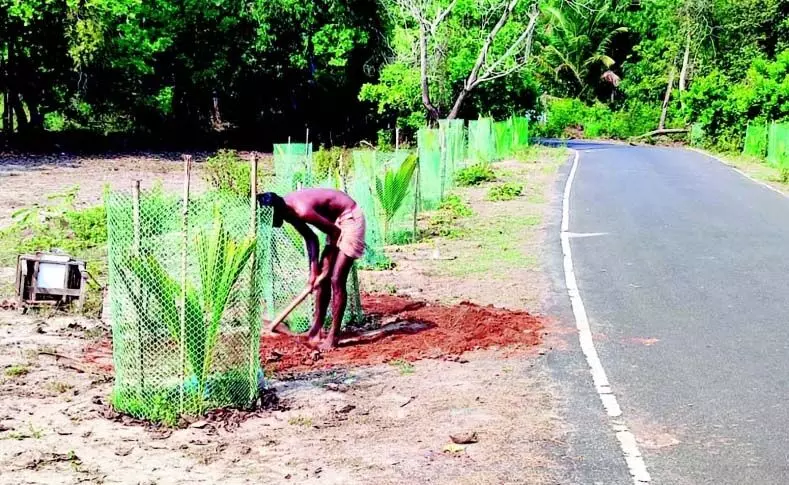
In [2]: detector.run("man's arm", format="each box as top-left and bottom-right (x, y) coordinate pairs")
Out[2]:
(289, 218), (322, 285)
(297, 208), (342, 244)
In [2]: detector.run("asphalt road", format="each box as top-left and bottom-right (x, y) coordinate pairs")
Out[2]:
(563, 141), (789, 484)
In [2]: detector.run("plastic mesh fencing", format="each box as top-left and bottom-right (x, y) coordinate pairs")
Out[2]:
(767, 122), (789, 168)
(743, 122), (769, 158)
(349, 150), (419, 252)
(273, 143), (314, 189)
(107, 188), (266, 424)
(439, 119), (467, 193)
(417, 128), (443, 208)
(689, 123), (704, 147)
(493, 120), (513, 159)
(511, 116), (530, 151)
(467, 118), (495, 163)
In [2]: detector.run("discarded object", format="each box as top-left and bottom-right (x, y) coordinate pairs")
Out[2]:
(450, 431), (478, 444)
(442, 443), (466, 454)
(15, 252), (87, 311)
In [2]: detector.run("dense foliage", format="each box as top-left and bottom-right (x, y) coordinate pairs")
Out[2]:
(1, 0), (788, 150)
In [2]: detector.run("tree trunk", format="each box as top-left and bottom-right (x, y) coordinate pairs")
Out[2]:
(678, 32), (691, 110)
(447, 88), (468, 120)
(419, 24), (440, 123)
(659, 65), (676, 131)
(10, 91), (27, 131)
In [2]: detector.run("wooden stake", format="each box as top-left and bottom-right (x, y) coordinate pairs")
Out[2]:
(132, 180), (144, 391)
(179, 154), (192, 412)
(395, 127), (400, 151)
(248, 153), (259, 400)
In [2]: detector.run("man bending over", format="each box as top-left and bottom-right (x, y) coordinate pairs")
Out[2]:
(257, 188), (365, 350)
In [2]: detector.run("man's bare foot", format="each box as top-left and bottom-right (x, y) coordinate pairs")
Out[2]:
(304, 334), (322, 350)
(318, 335), (338, 351)
(268, 322), (296, 337)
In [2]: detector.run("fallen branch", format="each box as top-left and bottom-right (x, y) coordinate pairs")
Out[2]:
(38, 350), (112, 378)
(630, 128), (689, 141)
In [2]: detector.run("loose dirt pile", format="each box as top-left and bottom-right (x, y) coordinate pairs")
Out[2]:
(261, 293), (544, 372)
(83, 293), (544, 375)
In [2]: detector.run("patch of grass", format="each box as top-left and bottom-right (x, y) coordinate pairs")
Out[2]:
(288, 415), (313, 427)
(0, 185), (108, 306)
(486, 183), (523, 201)
(4, 365), (29, 378)
(390, 359), (415, 375)
(426, 194), (473, 239)
(455, 163), (496, 186)
(3, 423), (43, 440)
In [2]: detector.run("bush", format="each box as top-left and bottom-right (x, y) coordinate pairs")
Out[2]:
(427, 194), (472, 238)
(313, 146), (352, 182)
(486, 183), (523, 201)
(203, 150), (251, 197)
(536, 97), (663, 140)
(455, 163), (496, 186)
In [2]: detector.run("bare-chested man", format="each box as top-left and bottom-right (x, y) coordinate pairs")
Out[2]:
(257, 188), (365, 350)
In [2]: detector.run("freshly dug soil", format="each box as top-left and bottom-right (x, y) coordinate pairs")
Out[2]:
(261, 293), (544, 372)
(83, 293), (544, 374)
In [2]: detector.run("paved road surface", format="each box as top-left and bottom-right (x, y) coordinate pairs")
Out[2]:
(562, 141), (789, 484)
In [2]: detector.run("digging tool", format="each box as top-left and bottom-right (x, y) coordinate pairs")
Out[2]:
(266, 272), (329, 335)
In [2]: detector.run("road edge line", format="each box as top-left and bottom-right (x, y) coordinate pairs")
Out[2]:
(561, 149), (651, 484)
(686, 147), (788, 198)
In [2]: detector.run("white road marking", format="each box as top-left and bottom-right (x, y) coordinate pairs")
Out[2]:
(566, 231), (609, 238)
(687, 147), (788, 199)
(561, 149), (651, 484)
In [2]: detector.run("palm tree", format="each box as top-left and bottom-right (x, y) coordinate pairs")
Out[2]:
(537, 3), (628, 99)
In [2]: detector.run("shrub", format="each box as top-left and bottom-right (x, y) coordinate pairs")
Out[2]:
(203, 149), (251, 197)
(455, 163), (496, 186)
(427, 194), (472, 238)
(486, 183), (523, 201)
(313, 146), (352, 182)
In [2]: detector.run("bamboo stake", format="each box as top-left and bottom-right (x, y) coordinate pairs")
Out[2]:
(179, 155), (192, 413)
(132, 180), (144, 392)
(248, 153), (259, 400)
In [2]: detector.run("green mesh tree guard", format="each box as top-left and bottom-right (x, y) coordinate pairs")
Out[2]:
(273, 143), (314, 188)
(767, 122), (789, 167)
(107, 189), (266, 424)
(348, 150), (418, 250)
(511, 116), (530, 151)
(493, 120), (513, 159)
(418, 128), (442, 208)
(467, 118), (495, 163)
(743, 122), (769, 158)
(689, 123), (704, 147)
(439, 119), (466, 194)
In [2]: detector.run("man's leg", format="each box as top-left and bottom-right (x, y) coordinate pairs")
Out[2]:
(306, 246), (334, 346)
(319, 252), (354, 350)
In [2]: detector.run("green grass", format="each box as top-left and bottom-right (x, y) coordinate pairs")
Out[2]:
(4, 365), (30, 378)
(288, 415), (314, 427)
(486, 183), (523, 201)
(390, 359), (415, 375)
(455, 163), (496, 187)
(698, 150), (789, 194)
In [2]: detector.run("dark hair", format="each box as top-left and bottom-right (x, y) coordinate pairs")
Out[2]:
(256, 192), (286, 227)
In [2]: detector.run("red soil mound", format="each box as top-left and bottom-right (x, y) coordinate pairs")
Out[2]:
(262, 293), (544, 372)
(82, 293), (545, 375)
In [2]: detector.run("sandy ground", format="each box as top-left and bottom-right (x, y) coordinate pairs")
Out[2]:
(0, 153), (210, 228)
(0, 151), (570, 485)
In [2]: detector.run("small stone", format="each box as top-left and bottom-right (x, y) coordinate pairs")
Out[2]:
(190, 420), (208, 429)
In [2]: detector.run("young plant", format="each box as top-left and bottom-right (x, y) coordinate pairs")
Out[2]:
(455, 163), (496, 186)
(120, 205), (256, 413)
(486, 183), (523, 201)
(375, 153), (418, 242)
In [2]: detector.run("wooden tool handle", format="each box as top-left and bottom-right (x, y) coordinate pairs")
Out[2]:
(269, 273), (328, 332)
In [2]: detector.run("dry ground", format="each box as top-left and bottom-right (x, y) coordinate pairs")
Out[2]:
(0, 147), (572, 485)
